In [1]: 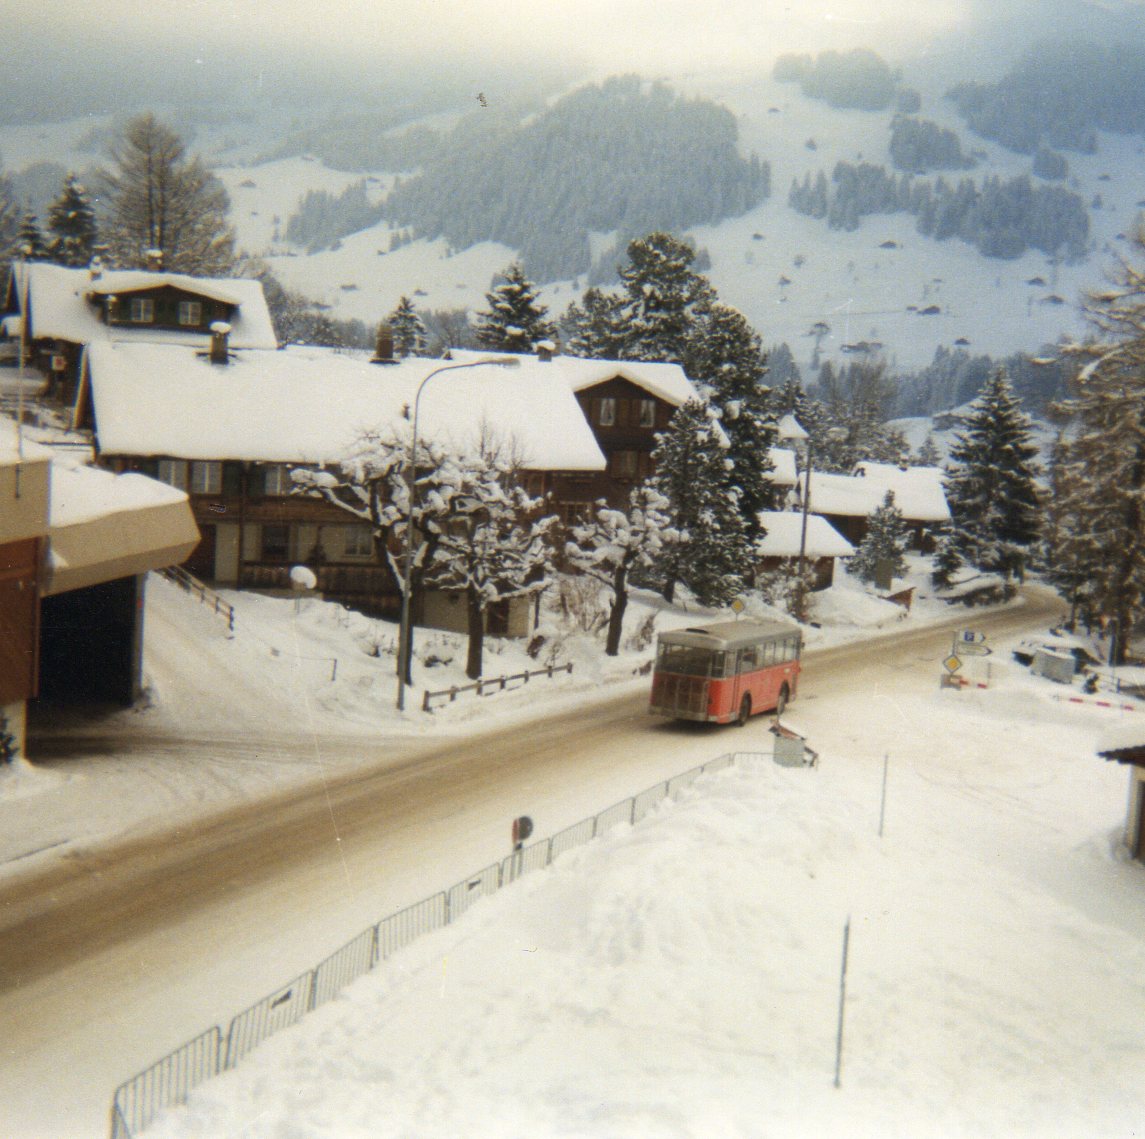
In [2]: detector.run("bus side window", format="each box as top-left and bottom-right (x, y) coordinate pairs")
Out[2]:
(739, 647), (756, 673)
(776, 638), (789, 664)
(764, 641), (776, 666)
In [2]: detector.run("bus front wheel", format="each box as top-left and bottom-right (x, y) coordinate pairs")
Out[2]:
(775, 684), (790, 717)
(736, 694), (752, 726)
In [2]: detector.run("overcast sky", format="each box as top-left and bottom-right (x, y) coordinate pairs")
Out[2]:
(2, 0), (1143, 123)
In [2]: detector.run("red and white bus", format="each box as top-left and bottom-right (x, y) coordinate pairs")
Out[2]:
(649, 618), (802, 725)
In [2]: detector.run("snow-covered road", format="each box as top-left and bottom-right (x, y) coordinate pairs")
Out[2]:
(0, 582), (1117, 1138)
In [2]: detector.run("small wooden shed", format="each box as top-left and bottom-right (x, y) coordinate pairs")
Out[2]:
(1097, 730), (1145, 861)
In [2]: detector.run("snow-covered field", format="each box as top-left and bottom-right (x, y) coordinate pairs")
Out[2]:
(6, 563), (1143, 1139)
(129, 575), (1143, 1139)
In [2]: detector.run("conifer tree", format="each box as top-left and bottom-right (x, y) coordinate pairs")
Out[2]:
(46, 173), (98, 267)
(848, 490), (910, 585)
(566, 484), (676, 655)
(943, 368), (1041, 582)
(1040, 436), (1101, 629)
(472, 263), (556, 354)
(561, 286), (629, 359)
(99, 112), (236, 275)
(914, 434), (942, 467)
(650, 399), (749, 605)
(683, 302), (779, 542)
(387, 295), (429, 357)
(617, 232), (715, 362)
(16, 212), (47, 260)
(0, 169), (17, 260)
(1051, 228), (1145, 660)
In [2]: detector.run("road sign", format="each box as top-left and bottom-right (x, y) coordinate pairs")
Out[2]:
(957, 643), (993, 657)
(959, 630), (986, 644)
(943, 654), (963, 673)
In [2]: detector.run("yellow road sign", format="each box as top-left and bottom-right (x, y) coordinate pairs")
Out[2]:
(943, 654), (963, 673)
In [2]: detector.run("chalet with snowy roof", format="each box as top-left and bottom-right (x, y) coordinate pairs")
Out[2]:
(793, 463), (950, 551)
(82, 340), (606, 630)
(755, 510), (855, 591)
(1, 261), (277, 414)
(1, 417), (197, 751)
(444, 347), (702, 519)
(766, 447), (799, 491)
(1097, 725), (1145, 862)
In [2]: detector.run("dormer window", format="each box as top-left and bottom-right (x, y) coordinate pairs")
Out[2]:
(598, 397), (616, 426)
(129, 297), (154, 323)
(639, 399), (656, 427)
(178, 300), (203, 327)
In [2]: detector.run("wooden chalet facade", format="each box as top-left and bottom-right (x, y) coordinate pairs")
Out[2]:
(444, 349), (699, 524)
(2, 262), (278, 416)
(5, 266), (705, 638)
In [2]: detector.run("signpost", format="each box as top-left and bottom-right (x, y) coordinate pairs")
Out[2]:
(943, 631), (992, 688)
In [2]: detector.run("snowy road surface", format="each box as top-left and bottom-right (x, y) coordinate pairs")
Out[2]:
(0, 586), (1102, 1137)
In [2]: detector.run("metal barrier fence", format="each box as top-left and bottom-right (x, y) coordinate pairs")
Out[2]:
(158, 565), (236, 633)
(109, 750), (764, 1138)
(422, 663), (574, 712)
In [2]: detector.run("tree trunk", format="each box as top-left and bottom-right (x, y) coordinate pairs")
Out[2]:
(466, 586), (485, 680)
(605, 565), (629, 657)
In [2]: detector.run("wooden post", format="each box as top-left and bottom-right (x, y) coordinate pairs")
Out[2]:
(834, 916), (851, 1089)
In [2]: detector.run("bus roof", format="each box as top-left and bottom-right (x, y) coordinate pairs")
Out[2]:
(656, 618), (801, 652)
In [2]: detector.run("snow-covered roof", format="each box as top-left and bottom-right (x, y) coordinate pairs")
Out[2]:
(48, 456), (190, 527)
(852, 462), (950, 522)
(756, 511), (856, 558)
(0, 414), (52, 463)
(45, 458), (199, 596)
(444, 348), (699, 408)
(776, 413), (808, 442)
(87, 271), (243, 307)
(87, 343), (606, 471)
(9, 262), (278, 350)
(767, 447), (798, 486)
(805, 467), (950, 522)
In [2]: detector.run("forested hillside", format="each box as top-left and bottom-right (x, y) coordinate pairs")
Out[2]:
(380, 77), (770, 283)
(789, 162), (1089, 260)
(948, 40), (1145, 153)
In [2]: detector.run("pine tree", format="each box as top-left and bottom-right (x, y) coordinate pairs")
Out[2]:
(1040, 436), (1101, 630)
(387, 295), (429, 358)
(472, 263), (556, 354)
(566, 484), (676, 655)
(943, 368), (1042, 582)
(0, 170), (17, 253)
(99, 112), (237, 275)
(617, 232), (715, 362)
(683, 302), (779, 542)
(848, 490), (910, 585)
(46, 173), (98, 267)
(1050, 228), (1145, 660)
(16, 212), (47, 260)
(561, 286), (629, 359)
(650, 399), (749, 606)
(914, 434), (942, 467)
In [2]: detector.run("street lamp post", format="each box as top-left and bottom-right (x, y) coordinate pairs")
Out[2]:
(795, 438), (814, 623)
(396, 355), (520, 711)
(795, 427), (846, 624)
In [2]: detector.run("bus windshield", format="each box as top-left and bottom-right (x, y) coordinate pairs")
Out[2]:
(655, 643), (729, 678)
